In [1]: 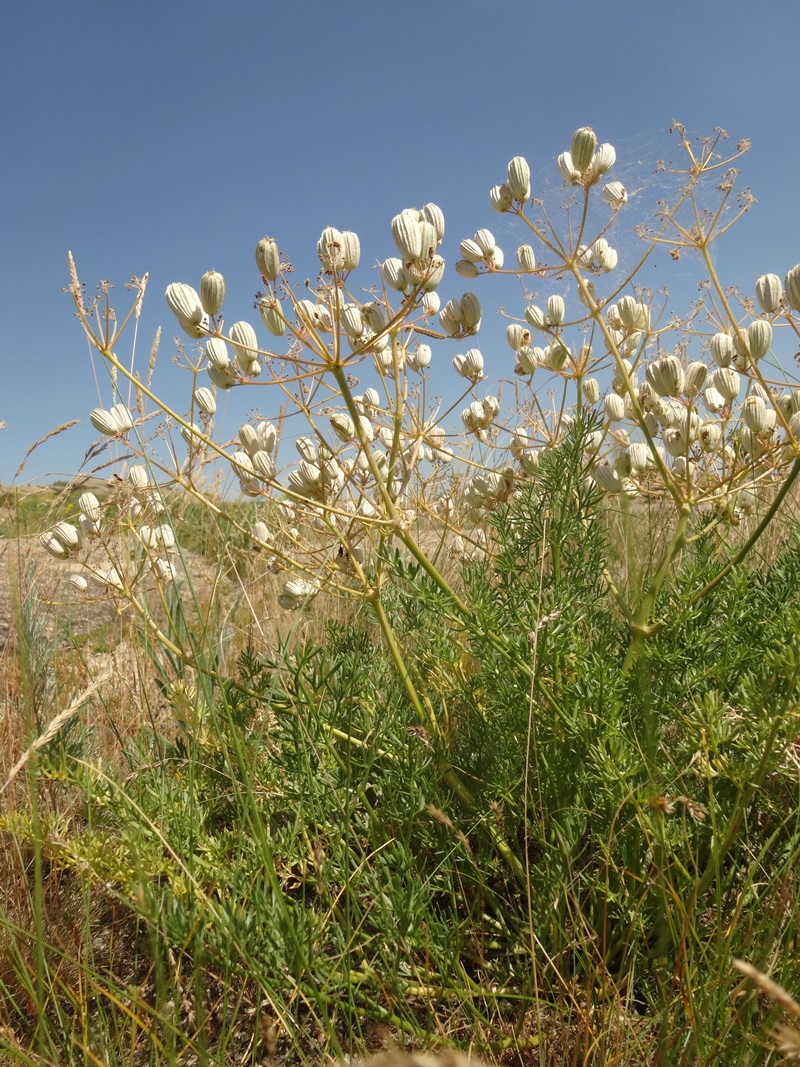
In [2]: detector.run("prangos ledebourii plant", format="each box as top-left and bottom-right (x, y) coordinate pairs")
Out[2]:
(52, 123), (800, 722)
(11, 122), (800, 1065)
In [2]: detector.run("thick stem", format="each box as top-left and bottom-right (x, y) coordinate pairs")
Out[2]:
(622, 504), (691, 673)
(369, 588), (438, 736)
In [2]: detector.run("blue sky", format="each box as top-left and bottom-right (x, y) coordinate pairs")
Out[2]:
(3, 0), (799, 486)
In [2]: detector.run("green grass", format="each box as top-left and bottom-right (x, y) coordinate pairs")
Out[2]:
(2, 431), (800, 1065)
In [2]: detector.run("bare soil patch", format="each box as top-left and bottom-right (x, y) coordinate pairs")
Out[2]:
(0, 533), (217, 653)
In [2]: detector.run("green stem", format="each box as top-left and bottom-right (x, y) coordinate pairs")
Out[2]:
(330, 361), (473, 617)
(396, 527), (470, 615)
(622, 504), (691, 673)
(369, 588), (438, 735)
(370, 587), (526, 883)
(690, 457), (800, 605)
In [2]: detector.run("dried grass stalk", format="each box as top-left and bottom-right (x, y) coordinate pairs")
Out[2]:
(2, 670), (110, 792)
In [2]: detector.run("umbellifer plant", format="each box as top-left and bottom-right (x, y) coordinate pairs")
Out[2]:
(52, 122), (800, 731)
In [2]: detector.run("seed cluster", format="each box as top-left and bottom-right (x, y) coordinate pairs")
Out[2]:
(55, 125), (800, 613)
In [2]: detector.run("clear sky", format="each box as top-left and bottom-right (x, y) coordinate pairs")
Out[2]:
(3, 0), (799, 486)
